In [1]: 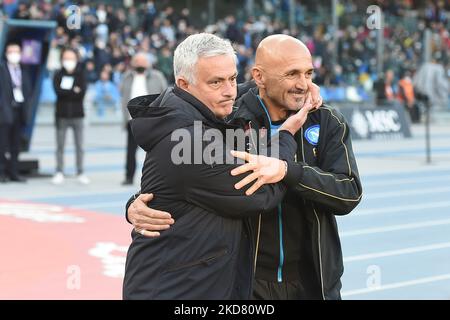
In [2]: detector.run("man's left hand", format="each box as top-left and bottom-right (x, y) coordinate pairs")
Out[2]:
(230, 151), (287, 196)
(308, 82), (323, 109)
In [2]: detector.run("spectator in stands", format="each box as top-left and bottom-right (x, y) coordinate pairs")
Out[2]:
(94, 69), (120, 117)
(85, 60), (98, 84)
(398, 69), (420, 123)
(413, 52), (449, 110)
(5, 0), (449, 111)
(156, 46), (174, 84)
(374, 69), (396, 106)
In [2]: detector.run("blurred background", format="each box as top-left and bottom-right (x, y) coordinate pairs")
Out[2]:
(0, 0), (449, 300)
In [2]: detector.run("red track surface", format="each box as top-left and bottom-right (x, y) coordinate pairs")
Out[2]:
(0, 199), (132, 299)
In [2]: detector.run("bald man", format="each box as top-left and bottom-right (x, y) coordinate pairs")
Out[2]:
(125, 35), (362, 300)
(119, 52), (168, 185)
(227, 35), (362, 299)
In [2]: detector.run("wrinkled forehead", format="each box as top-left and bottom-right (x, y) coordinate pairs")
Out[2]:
(266, 54), (313, 76)
(195, 54), (237, 78)
(258, 41), (312, 71)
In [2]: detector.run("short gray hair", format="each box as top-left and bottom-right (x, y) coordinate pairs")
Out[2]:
(173, 33), (236, 84)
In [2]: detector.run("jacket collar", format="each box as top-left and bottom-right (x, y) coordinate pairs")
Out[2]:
(232, 87), (271, 129)
(173, 86), (233, 130)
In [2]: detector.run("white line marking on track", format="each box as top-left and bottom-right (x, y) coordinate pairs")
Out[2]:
(342, 273), (450, 297)
(363, 175), (450, 188)
(340, 218), (450, 237)
(365, 186), (450, 200)
(352, 201), (450, 216)
(344, 241), (450, 262)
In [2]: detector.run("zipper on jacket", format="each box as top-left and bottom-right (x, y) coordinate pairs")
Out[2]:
(300, 127), (325, 299)
(313, 206), (326, 300)
(253, 214), (262, 274)
(248, 120), (263, 277)
(277, 203), (284, 283)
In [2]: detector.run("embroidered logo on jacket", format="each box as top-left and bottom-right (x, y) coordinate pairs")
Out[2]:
(305, 125), (320, 146)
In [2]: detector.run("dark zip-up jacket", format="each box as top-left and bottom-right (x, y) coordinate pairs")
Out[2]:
(231, 88), (363, 300)
(53, 67), (87, 119)
(0, 62), (34, 125)
(122, 86), (297, 300)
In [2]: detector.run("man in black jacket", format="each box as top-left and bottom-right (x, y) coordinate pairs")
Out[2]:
(52, 48), (89, 185)
(229, 35), (362, 299)
(126, 35), (363, 300)
(122, 33), (313, 300)
(0, 42), (33, 183)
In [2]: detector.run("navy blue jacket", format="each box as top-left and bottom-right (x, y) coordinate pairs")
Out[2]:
(0, 62), (33, 125)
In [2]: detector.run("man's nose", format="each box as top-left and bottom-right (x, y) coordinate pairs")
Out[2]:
(222, 80), (236, 98)
(295, 75), (308, 92)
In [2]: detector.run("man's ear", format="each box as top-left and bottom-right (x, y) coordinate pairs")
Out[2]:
(251, 67), (265, 89)
(176, 77), (189, 90)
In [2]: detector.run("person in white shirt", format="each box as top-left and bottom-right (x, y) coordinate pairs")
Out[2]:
(119, 52), (168, 185)
(413, 52), (449, 110)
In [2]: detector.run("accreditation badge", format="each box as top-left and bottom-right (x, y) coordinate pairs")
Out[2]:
(13, 87), (25, 103)
(60, 76), (75, 90)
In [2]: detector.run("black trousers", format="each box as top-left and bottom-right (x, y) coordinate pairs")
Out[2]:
(405, 103), (421, 123)
(0, 108), (22, 177)
(252, 278), (306, 300)
(125, 121), (138, 181)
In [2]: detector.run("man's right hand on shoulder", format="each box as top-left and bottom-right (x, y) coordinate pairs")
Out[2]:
(128, 193), (175, 237)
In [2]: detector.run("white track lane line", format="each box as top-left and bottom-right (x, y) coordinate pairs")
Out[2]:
(340, 218), (450, 237)
(342, 273), (450, 298)
(344, 241), (450, 262)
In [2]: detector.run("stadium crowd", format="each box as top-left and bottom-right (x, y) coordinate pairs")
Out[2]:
(1, 0), (449, 107)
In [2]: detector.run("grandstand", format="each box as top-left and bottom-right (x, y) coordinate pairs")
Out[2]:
(1, 0), (449, 302)
(2, 0), (448, 122)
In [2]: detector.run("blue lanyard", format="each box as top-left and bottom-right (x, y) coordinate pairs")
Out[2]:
(256, 95), (273, 127)
(257, 95), (284, 136)
(8, 64), (22, 87)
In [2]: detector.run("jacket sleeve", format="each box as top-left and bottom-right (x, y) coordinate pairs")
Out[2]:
(53, 70), (86, 99)
(125, 191), (141, 224)
(175, 130), (297, 218)
(124, 130), (296, 222)
(237, 80), (256, 99)
(283, 110), (363, 215)
(74, 71), (87, 99)
(53, 72), (69, 98)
